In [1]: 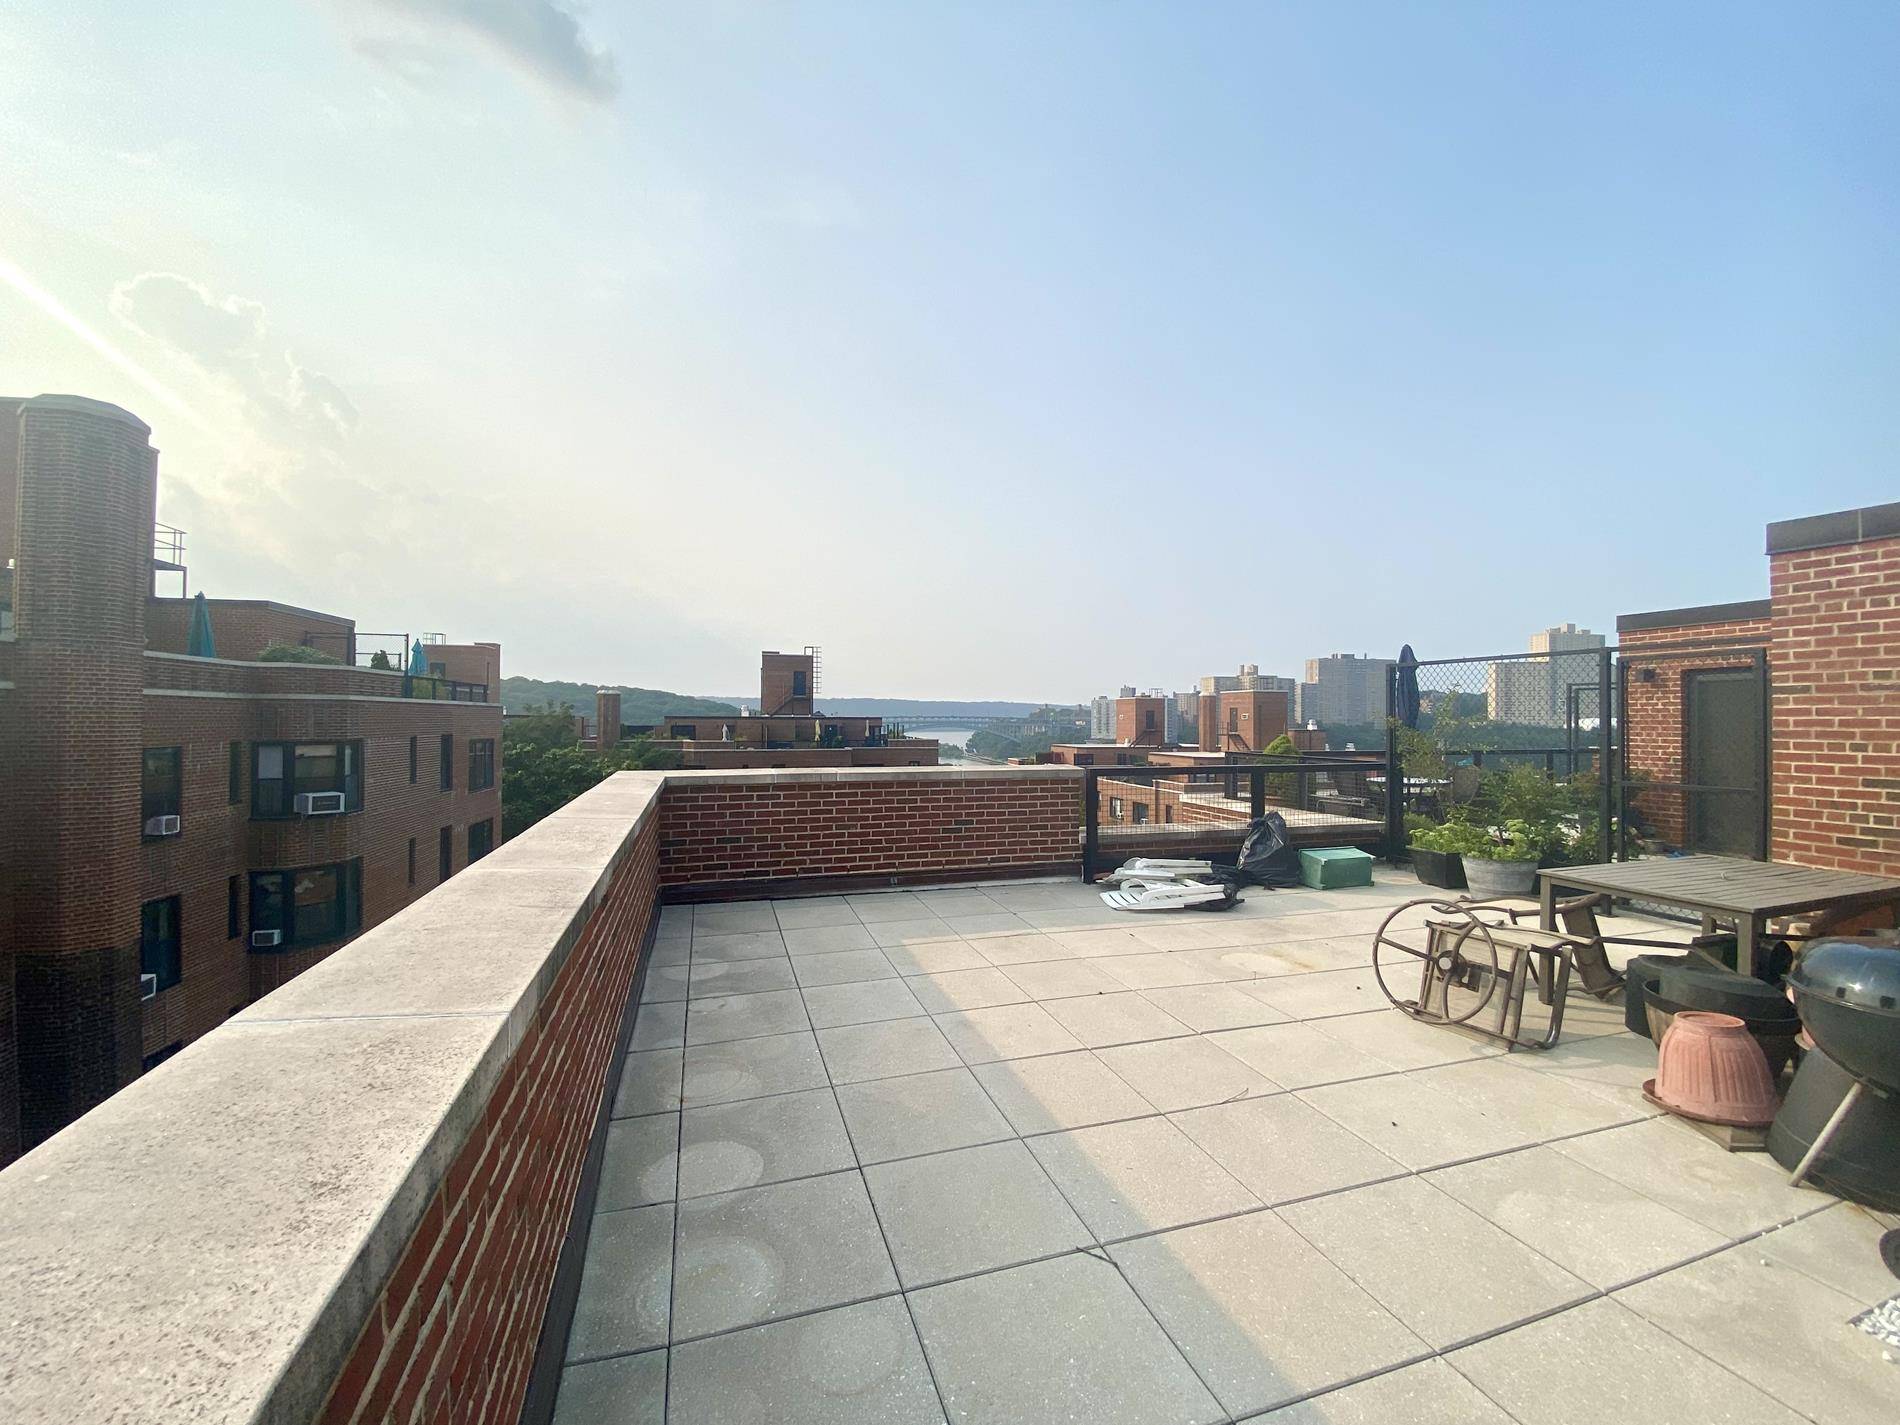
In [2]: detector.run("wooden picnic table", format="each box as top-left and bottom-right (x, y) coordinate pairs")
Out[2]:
(1536, 855), (1900, 979)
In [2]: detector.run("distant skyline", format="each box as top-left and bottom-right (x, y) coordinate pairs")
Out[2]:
(3, 3), (1895, 700)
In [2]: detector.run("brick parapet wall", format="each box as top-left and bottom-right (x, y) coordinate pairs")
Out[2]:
(1769, 534), (1900, 874)
(146, 598), (356, 661)
(658, 768), (1083, 888)
(317, 812), (658, 1425)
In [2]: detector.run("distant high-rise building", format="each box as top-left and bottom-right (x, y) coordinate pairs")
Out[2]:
(1089, 695), (1116, 740)
(1485, 624), (1606, 729)
(1300, 653), (1395, 727)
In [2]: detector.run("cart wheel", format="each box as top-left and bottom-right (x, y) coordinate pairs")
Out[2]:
(1373, 898), (1503, 1026)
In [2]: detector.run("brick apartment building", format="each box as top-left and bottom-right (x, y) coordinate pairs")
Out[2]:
(590, 649), (940, 770)
(1618, 499), (1900, 879)
(0, 394), (502, 1162)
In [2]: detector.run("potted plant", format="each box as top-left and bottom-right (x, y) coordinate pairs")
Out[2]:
(1461, 818), (1546, 898)
(1407, 820), (1490, 890)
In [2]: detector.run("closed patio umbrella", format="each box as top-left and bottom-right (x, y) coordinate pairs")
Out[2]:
(186, 591), (217, 658)
(1395, 644), (1421, 729)
(408, 639), (428, 676)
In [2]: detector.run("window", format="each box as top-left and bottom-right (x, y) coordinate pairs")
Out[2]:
(792, 669), (808, 697)
(1075, 753), (1095, 766)
(1228, 709), (1239, 732)
(143, 1041), (183, 1072)
(249, 859), (362, 950)
(141, 747), (182, 833)
(228, 742), (242, 804)
(1164, 806), (1174, 824)
(140, 896), (181, 991)
(468, 737), (496, 792)
(407, 837), (417, 887)
(252, 741), (363, 817)
(1131, 804), (1149, 824)
(671, 723), (697, 739)
(409, 735), (418, 784)
(468, 818), (494, 861)
(1109, 797), (1124, 819)
(227, 875), (240, 939)
(439, 825), (453, 881)
(440, 733), (454, 790)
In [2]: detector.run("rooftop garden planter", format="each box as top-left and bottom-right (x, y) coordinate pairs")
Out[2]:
(1411, 846), (1466, 890)
(1462, 853), (1537, 898)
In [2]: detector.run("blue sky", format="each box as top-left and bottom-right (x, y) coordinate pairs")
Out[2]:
(2, 3), (1895, 699)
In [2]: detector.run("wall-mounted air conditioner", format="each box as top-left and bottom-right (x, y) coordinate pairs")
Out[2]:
(140, 973), (158, 1001)
(144, 814), (181, 837)
(250, 929), (283, 949)
(294, 791), (347, 816)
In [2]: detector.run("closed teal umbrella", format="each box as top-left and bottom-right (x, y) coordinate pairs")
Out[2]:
(186, 591), (217, 658)
(408, 639), (428, 675)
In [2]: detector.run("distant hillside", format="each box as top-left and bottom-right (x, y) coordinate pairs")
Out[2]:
(500, 676), (739, 723)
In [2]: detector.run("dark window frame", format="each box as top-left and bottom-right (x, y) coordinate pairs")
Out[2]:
(468, 737), (496, 792)
(409, 735), (418, 784)
(142, 746), (182, 834)
(227, 875), (240, 939)
(140, 895), (182, 991)
(248, 858), (363, 951)
(251, 739), (364, 819)
(440, 733), (454, 790)
(468, 818), (494, 862)
(407, 837), (417, 887)
(439, 825), (453, 882)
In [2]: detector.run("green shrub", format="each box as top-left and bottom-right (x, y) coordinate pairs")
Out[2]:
(257, 641), (342, 665)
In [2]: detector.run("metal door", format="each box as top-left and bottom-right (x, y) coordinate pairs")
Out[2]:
(1685, 667), (1766, 856)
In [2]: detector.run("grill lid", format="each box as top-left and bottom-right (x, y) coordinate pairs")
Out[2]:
(1789, 938), (1900, 1020)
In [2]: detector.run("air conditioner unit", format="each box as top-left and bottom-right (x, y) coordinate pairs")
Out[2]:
(250, 929), (283, 949)
(140, 973), (158, 1001)
(294, 791), (347, 816)
(144, 814), (181, 837)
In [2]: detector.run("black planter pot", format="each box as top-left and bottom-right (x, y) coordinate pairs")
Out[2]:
(1657, 962), (1798, 1025)
(1625, 954), (1692, 1038)
(1412, 849), (1466, 890)
(1768, 1045), (1900, 1212)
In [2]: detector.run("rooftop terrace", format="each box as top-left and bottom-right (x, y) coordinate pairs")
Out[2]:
(557, 872), (1895, 1425)
(0, 767), (1892, 1425)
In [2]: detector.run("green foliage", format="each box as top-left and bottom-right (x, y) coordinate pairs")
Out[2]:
(258, 641), (343, 665)
(1261, 733), (1299, 800)
(500, 703), (683, 839)
(1409, 820), (1493, 855)
(368, 649), (394, 671)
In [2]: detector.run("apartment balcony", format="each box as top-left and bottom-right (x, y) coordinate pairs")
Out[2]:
(0, 767), (1890, 1425)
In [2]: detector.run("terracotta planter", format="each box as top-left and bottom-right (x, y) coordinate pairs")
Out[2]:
(1652, 1011), (1780, 1127)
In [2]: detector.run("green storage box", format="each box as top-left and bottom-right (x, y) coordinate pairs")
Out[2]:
(1299, 846), (1374, 890)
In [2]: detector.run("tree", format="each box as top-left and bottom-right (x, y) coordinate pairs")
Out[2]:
(368, 649), (394, 671)
(500, 702), (683, 840)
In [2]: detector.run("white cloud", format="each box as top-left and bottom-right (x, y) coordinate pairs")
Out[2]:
(326, 0), (619, 103)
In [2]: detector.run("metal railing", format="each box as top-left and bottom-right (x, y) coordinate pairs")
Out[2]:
(401, 673), (489, 703)
(1081, 756), (1395, 881)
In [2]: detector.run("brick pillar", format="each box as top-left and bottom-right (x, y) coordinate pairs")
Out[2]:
(4, 395), (152, 1155)
(1197, 696), (1217, 753)
(596, 689), (622, 757)
(1768, 507), (1900, 875)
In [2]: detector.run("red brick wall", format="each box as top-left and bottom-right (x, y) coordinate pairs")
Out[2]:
(1618, 615), (1771, 846)
(1770, 535), (1900, 874)
(316, 814), (658, 1425)
(1114, 697), (1167, 746)
(658, 773), (1082, 888)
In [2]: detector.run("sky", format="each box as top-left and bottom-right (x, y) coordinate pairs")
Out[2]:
(2, 3), (1895, 701)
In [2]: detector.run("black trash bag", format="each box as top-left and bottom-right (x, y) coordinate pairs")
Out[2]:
(1232, 812), (1302, 889)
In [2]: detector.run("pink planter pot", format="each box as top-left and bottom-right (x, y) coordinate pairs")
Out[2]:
(1653, 1011), (1780, 1127)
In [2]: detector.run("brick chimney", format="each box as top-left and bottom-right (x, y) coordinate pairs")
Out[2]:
(595, 689), (621, 755)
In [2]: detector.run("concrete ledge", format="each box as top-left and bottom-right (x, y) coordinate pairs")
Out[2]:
(0, 776), (665, 1425)
(660, 764), (1083, 786)
(1766, 500), (1900, 556)
(1616, 598), (1772, 633)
